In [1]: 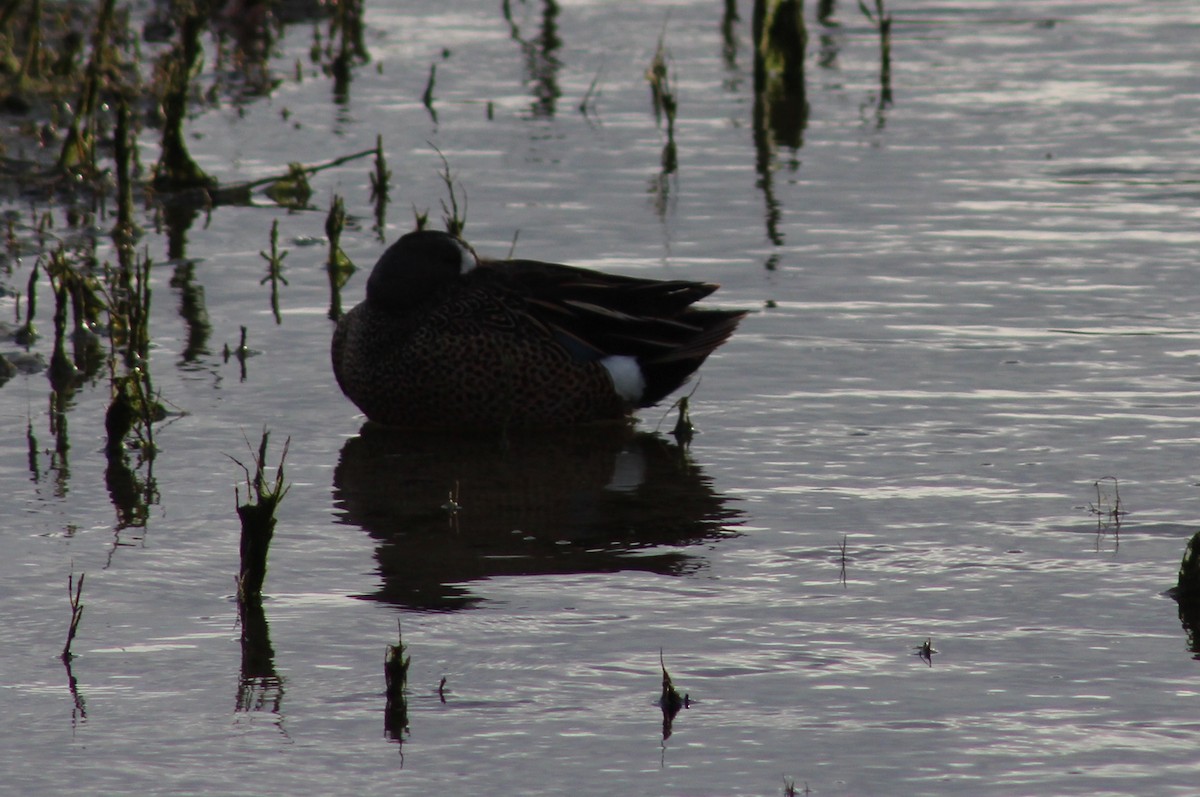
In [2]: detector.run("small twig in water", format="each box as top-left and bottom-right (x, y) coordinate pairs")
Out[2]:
(62, 569), (85, 662)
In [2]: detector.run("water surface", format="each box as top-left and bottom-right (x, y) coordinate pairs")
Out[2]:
(4, 1), (1200, 794)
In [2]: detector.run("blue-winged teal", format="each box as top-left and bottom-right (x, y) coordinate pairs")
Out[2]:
(331, 229), (746, 428)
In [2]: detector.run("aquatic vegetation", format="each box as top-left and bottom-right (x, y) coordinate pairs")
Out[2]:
(259, 219), (288, 325)
(838, 534), (849, 586)
(433, 147), (466, 236)
(421, 61), (437, 121)
(645, 21), (678, 207)
(369, 135), (390, 240)
(658, 650), (688, 740)
(857, 0), (893, 107)
(915, 637), (938, 666)
(324, 194), (354, 321)
(1087, 476), (1126, 536)
(61, 568), (84, 662)
(755, 0), (807, 95)
(152, 2), (214, 191)
(670, 395), (694, 446)
(384, 620), (411, 739)
(230, 429), (291, 602)
(262, 162), (313, 209)
(1172, 531), (1200, 602)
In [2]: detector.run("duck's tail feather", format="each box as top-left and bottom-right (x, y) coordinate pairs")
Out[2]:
(637, 309), (746, 407)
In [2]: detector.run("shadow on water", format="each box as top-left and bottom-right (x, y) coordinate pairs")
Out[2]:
(333, 425), (742, 611)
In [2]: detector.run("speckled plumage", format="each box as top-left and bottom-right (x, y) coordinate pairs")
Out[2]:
(331, 229), (746, 428)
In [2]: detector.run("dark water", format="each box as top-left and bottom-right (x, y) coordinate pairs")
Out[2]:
(4, 1), (1200, 794)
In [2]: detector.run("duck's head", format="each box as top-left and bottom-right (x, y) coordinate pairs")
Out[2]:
(366, 229), (478, 311)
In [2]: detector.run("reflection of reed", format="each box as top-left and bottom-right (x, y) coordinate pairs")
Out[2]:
(333, 425), (741, 610)
(503, 0), (562, 118)
(236, 594), (285, 714)
(859, 0), (893, 111)
(751, 0), (809, 247)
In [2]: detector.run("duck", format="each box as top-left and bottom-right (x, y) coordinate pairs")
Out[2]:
(331, 229), (746, 429)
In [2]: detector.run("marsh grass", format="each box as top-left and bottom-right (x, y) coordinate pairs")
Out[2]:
(433, 148), (467, 236)
(229, 429), (291, 602)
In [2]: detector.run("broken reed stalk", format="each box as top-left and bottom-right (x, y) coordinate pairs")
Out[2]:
(153, 4), (214, 190)
(659, 649), (686, 715)
(659, 649), (688, 740)
(231, 430), (291, 602)
(62, 570), (85, 662)
(670, 394), (694, 445)
(384, 620), (411, 737)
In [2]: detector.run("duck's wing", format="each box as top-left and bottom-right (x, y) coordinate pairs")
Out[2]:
(486, 258), (719, 314)
(481, 259), (747, 406)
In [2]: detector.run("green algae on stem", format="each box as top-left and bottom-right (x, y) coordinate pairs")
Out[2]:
(262, 163), (313, 209)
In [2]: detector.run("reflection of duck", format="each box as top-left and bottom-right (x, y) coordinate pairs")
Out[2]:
(332, 425), (741, 610)
(331, 230), (746, 428)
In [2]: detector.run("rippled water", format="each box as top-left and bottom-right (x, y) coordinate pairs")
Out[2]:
(4, 0), (1200, 794)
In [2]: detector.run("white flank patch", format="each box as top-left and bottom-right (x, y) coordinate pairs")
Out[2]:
(601, 355), (645, 404)
(455, 239), (477, 273)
